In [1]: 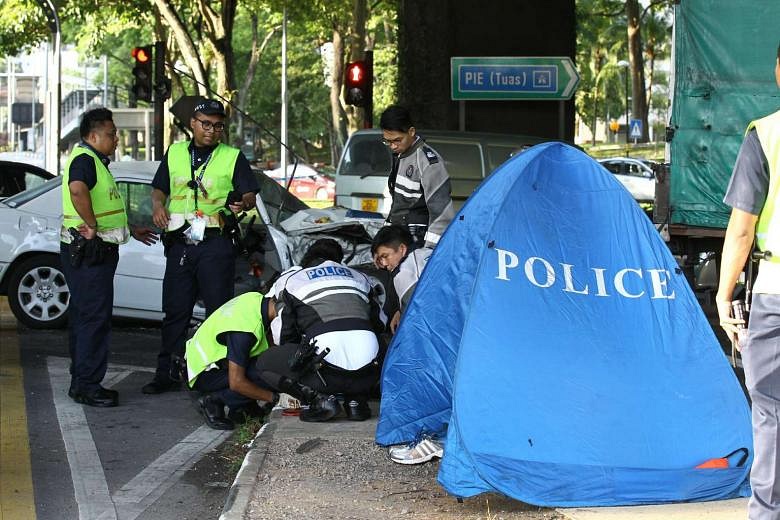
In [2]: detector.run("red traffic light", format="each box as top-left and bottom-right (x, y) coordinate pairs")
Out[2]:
(132, 47), (151, 63)
(346, 62), (365, 85)
(344, 60), (371, 107)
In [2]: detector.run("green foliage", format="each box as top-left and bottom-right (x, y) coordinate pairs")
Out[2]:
(575, 0), (672, 142)
(0, 0), (50, 55)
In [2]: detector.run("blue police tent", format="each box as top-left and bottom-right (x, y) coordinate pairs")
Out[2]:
(376, 142), (752, 506)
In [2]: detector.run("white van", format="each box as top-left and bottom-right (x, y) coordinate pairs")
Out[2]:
(335, 128), (547, 214)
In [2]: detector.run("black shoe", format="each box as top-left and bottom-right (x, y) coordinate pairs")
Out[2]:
(344, 399), (371, 421)
(69, 385), (117, 399)
(71, 388), (118, 407)
(300, 394), (340, 422)
(142, 377), (181, 395)
(199, 395), (235, 430)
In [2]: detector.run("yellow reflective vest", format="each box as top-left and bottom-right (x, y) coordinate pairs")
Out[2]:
(185, 292), (270, 387)
(166, 141), (239, 229)
(751, 109), (780, 294)
(62, 146), (128, 244)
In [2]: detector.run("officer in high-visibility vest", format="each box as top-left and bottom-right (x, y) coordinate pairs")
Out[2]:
(185, 291), (278, 430)
(60, 107), (157, 407)
(143, 99), (258, 395)
(185, 290), (344, 430)
(717, 44), (780, 520)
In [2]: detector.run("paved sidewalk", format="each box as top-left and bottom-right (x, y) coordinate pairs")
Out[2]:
(220, 406), (748, 520)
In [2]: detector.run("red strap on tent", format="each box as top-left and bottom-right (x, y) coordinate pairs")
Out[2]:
(695, 447), (749, 469)
(695, 458), (729, 469)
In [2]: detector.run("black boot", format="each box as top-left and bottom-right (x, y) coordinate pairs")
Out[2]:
(300, 394), (340, 422)
(198, 395), (235, 430)
(344, 398), (371, 421)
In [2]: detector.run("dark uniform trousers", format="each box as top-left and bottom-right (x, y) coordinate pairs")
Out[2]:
(157, 234), (235, 379)
(59, 241), (119, 393)
(255, 342), (379, 400)
(193, 361), (271, 410)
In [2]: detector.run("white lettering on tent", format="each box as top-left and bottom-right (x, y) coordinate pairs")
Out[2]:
(561, 263), (588, 295)
(495, 248), (519, 281)
(614, 268), (644, 298)
(524, 257), (555, 288)
(592, 267), (609, 296)
(647, 269), (676, 299)
(493, 249), (675, 300)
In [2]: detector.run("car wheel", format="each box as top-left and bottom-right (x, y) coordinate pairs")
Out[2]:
(7, 255), (70, 329)
(315, 188), (329, 200)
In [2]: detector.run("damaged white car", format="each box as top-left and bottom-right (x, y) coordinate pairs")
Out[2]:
(0, 161), (388, 329)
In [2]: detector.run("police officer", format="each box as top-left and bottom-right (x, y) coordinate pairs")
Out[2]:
(257, 239), (384, 422)
(717, 44), (780, 520)
(379, 105), (455, 249)
(61, 108), (157, 407)
(143, 99), (259, 394)
(185, 291), (278, 430)
(371, 224), (431, 333)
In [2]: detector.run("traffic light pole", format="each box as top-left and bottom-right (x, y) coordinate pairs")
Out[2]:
(154, 41), (165, 160)
(364, 50), (373, 128)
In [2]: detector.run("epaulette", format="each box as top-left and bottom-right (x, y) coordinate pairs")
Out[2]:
(422, 146), (439, 164)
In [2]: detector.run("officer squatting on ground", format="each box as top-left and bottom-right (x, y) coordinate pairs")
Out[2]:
(258, 239), (386, 422)
(371, 225), (441, 464)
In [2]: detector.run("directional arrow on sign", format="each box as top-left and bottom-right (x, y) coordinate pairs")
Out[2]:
(451, 56), (581, 101)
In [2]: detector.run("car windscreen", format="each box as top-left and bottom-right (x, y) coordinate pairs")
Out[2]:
(2, 176), (62, 208)
(254, 170), (309, 222)
(338, 134), (393, 177)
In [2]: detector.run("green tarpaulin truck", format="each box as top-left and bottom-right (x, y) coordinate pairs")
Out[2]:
(654, 0), (779, 292)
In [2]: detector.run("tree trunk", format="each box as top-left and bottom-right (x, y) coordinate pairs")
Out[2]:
(153, 0), (209, 95)
(330, 28), (348, 158)
(198, 0), (237, 105)
(626, 0), (649, 141)
(237, 17), (280, 149)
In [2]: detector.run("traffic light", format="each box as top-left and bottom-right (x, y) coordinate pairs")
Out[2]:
(344, 60), (371, 107)
(131, 46), (153, 102)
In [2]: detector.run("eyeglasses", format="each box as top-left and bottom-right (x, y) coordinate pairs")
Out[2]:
(194, 117), (226, 132)
(381, 136), (405, 146)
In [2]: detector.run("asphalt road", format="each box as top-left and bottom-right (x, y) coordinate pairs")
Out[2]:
(0, 303), (235, 520)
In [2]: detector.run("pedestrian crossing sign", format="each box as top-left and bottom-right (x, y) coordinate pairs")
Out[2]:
(629, 119), (642, 139)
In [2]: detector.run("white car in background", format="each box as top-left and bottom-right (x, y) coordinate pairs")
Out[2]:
(597, 157), (657, 203)
(0, 161), (386, 329)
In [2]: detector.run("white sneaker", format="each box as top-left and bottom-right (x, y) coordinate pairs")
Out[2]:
(388, 438), (444, 465)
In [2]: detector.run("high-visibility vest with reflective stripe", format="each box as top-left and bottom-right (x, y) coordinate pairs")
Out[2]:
(166, 141), (238, 227)
(185, 292), (270, 387)
(750, 109), (780, 294)
(61, 146), (128, 241)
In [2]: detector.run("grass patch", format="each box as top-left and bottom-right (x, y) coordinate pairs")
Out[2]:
(220, 416), (266, 473)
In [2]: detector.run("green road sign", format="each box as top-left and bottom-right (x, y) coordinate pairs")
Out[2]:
(451, 56), (580, 101)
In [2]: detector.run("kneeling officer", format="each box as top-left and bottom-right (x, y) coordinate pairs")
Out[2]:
(185, 291), (278, 429)
(185, 291), (337, 430)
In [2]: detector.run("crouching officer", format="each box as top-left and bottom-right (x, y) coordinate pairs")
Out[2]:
(185, 291), (278, 429)
(257, 239), (385, 422)
(144, 99), (259, 395)
(186, 291), (340, 429)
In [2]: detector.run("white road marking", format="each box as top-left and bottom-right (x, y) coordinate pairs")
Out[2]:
(48, 357), (117, 520)
(113, 426), (230, 520)
(48, 356), (230, 520)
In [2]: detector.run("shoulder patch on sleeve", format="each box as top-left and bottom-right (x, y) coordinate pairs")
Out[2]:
(422, 146), (439, 164)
